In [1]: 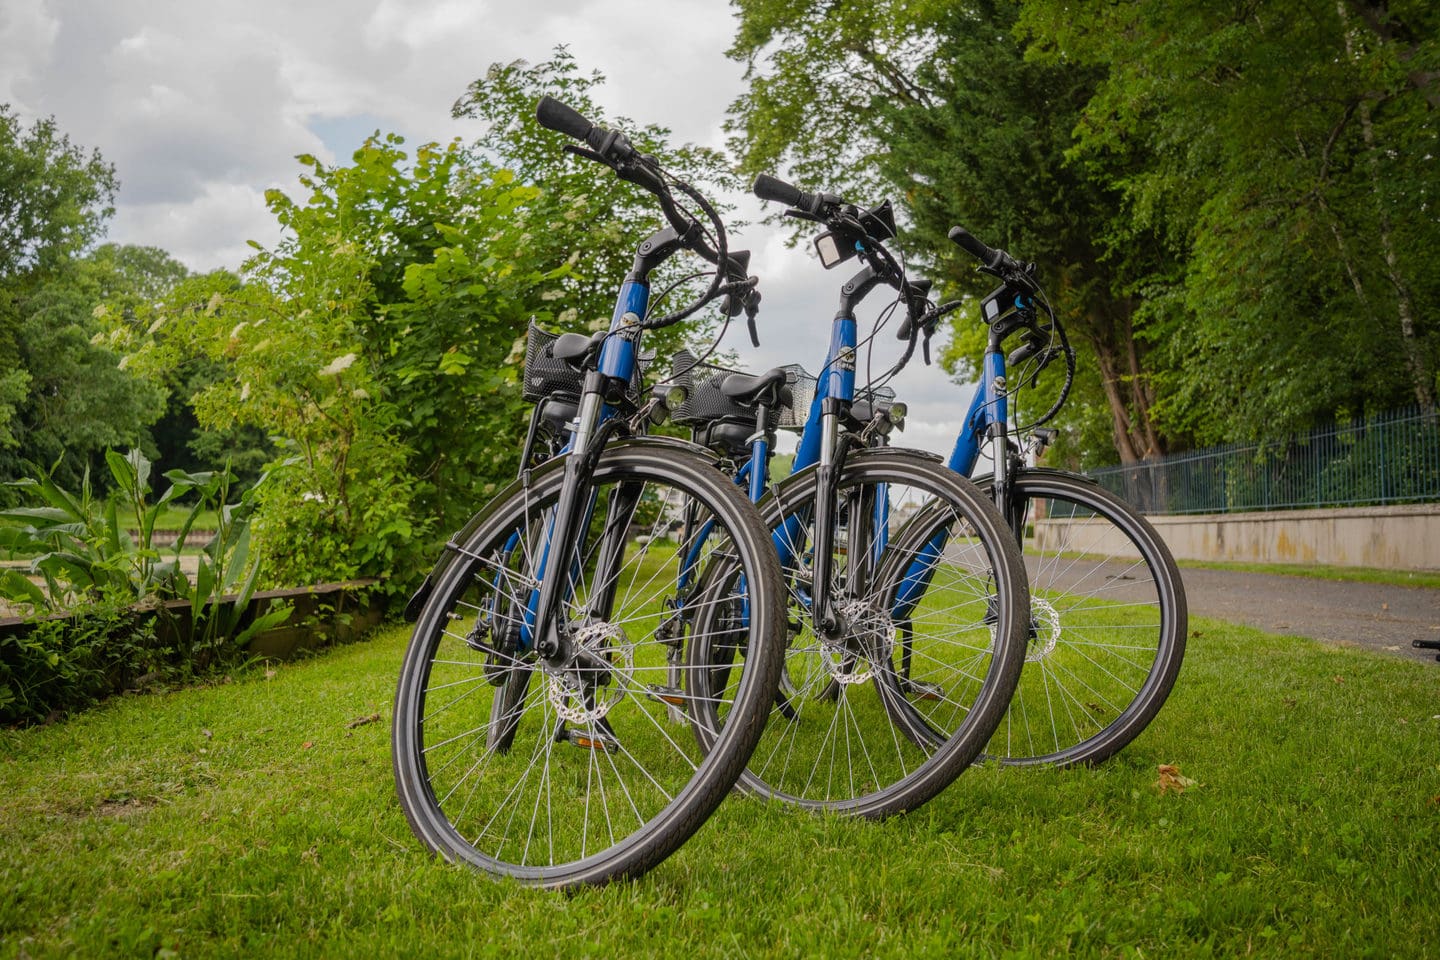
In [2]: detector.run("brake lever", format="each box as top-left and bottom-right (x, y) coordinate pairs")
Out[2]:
(563, 144), (611, 166)
(783, 208), (826, 225)
(746, 299), (761, 347)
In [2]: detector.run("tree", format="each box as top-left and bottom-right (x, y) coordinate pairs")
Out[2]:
(726, 0), (1177, 465)
(1, 105), (127, 473)
(1017, 0), (1440, 440)
(99, 261), (274, 486)
(0, 105), (172, 496)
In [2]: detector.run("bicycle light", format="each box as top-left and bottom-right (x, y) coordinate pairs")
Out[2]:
(888, 402), (907, 431)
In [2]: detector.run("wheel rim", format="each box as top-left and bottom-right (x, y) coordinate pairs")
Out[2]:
(395, 454), (779, 883)
(985, 477), (1184, 766)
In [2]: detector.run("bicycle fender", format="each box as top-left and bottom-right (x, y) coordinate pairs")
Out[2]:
(969, 467), (1105, 493)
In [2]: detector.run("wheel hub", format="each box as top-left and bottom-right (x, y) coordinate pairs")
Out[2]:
(821, 598), (896, 685)
(1025, 598), (1062, 662)
(546, 621), (632, 723)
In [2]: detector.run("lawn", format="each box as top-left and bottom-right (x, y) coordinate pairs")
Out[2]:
(1, 618), (1436, 959)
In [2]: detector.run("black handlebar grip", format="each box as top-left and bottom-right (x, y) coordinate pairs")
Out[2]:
(947, 226), (998, 267)
(536, 96), (594, 142)
(752, 173), (812, 209)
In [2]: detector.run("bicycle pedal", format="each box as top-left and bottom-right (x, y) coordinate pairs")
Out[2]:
(562, 729), (618, 753)
(903, 680), (944, 702)
(647, 684), (688, 706)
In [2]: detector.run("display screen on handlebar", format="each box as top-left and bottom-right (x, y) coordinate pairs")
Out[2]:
(980, 282), (1032, 328)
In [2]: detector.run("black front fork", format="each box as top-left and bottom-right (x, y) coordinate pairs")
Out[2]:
(810, 396), (854, 637)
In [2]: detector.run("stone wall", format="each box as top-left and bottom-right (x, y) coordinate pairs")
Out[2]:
(1036, 503), (1440, 570)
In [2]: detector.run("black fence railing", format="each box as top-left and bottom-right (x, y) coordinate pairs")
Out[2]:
(1086, 406), (1440, 515)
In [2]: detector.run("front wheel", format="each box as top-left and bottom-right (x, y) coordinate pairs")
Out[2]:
(977, 470), (1187, 766)
(695, 449), (1029, 817)
(392, 442), (785, 888)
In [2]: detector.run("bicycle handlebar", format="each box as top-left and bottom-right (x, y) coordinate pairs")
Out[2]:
(752, 173), (823, 215)
(947, 225), (1038, 293)
(538, 96), (762, 331)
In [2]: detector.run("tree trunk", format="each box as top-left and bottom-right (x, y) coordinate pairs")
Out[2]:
(1339, 0), (1436, 409)
(1088, 328), (1144, 465)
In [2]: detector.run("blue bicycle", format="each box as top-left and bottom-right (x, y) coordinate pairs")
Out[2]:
(919, 225), (1188, 766)
(657, 177), (1033, 816)
(738, 176), (1188, 768)
(392, 98), (786, 887)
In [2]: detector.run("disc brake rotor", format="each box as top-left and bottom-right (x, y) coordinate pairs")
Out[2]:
(821, 598), (897, 685)
(547, 621), (633, 723)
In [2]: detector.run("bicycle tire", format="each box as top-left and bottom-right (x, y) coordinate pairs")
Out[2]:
(690, 449), (1029, 817)
(975, 469), (1187, 766)
(392, 442), (786, 887)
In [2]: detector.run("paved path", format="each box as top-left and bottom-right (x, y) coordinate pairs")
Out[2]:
(1179, 567), (1440, 665)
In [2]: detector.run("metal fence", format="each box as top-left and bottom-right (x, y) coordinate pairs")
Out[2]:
(1086, 406), (1440, 515)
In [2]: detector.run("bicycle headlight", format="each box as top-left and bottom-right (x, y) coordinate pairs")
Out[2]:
(888, 402), (907, 431)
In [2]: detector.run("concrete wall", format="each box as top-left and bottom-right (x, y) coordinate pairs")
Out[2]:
(1036, 503), (1440, 571)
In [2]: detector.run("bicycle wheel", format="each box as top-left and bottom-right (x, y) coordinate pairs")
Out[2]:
(392, 442), (785, 887)
(691, 449), (1028, 817)
(977, 469), (1187, 766)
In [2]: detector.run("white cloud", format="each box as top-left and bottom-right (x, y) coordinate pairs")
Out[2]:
(0, 0), (986, 443)
(108, 181), (282, 273)
(0, 0), (59, 111)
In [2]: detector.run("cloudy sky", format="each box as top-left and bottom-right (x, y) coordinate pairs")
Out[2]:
(2, 0), (975, 455)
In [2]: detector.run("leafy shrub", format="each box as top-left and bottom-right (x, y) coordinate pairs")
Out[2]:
(0, 602), (164, 725)
(0, 449), (291, 722)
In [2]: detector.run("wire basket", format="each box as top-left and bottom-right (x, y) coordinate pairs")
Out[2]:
(522, 321), (582, 404)
(667, 351), (814, 432)
(522, 321), (645, 406)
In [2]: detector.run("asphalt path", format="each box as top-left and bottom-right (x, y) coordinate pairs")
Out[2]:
(1178, 566), (1440, 666)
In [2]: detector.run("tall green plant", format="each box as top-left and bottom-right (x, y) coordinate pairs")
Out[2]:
(0, 450), (290, 665)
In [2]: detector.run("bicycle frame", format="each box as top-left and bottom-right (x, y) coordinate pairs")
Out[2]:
(676, 258), (894, 634)
(513, 224), (694, 664)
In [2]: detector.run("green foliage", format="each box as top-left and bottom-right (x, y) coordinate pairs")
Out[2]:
(1016, 0), (1440, 443)
(0, 448), (290, 652)
(0, 452), (184, 610)
(728, 2), (1440, 464)
(727, 1), (1174, 464)
(0, 107), (140, 487)
(0, 602), (162, 726)
(0, 105), (115, 280)
(112, 50), (737, 592)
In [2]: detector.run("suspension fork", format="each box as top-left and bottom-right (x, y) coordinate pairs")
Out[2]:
(809, 399), (851, 635)
(529, 372), (613, 663)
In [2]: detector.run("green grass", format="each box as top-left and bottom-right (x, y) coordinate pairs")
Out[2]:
(2, 620), (1437, 959)
(1176, 558), (1440, 589)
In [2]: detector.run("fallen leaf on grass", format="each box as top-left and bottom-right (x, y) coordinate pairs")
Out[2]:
(1157, 764), (1200, 796)
(345, 713), (382, 729)
(301, 741), (313, 750)
(1332, 675), (1346, 684)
